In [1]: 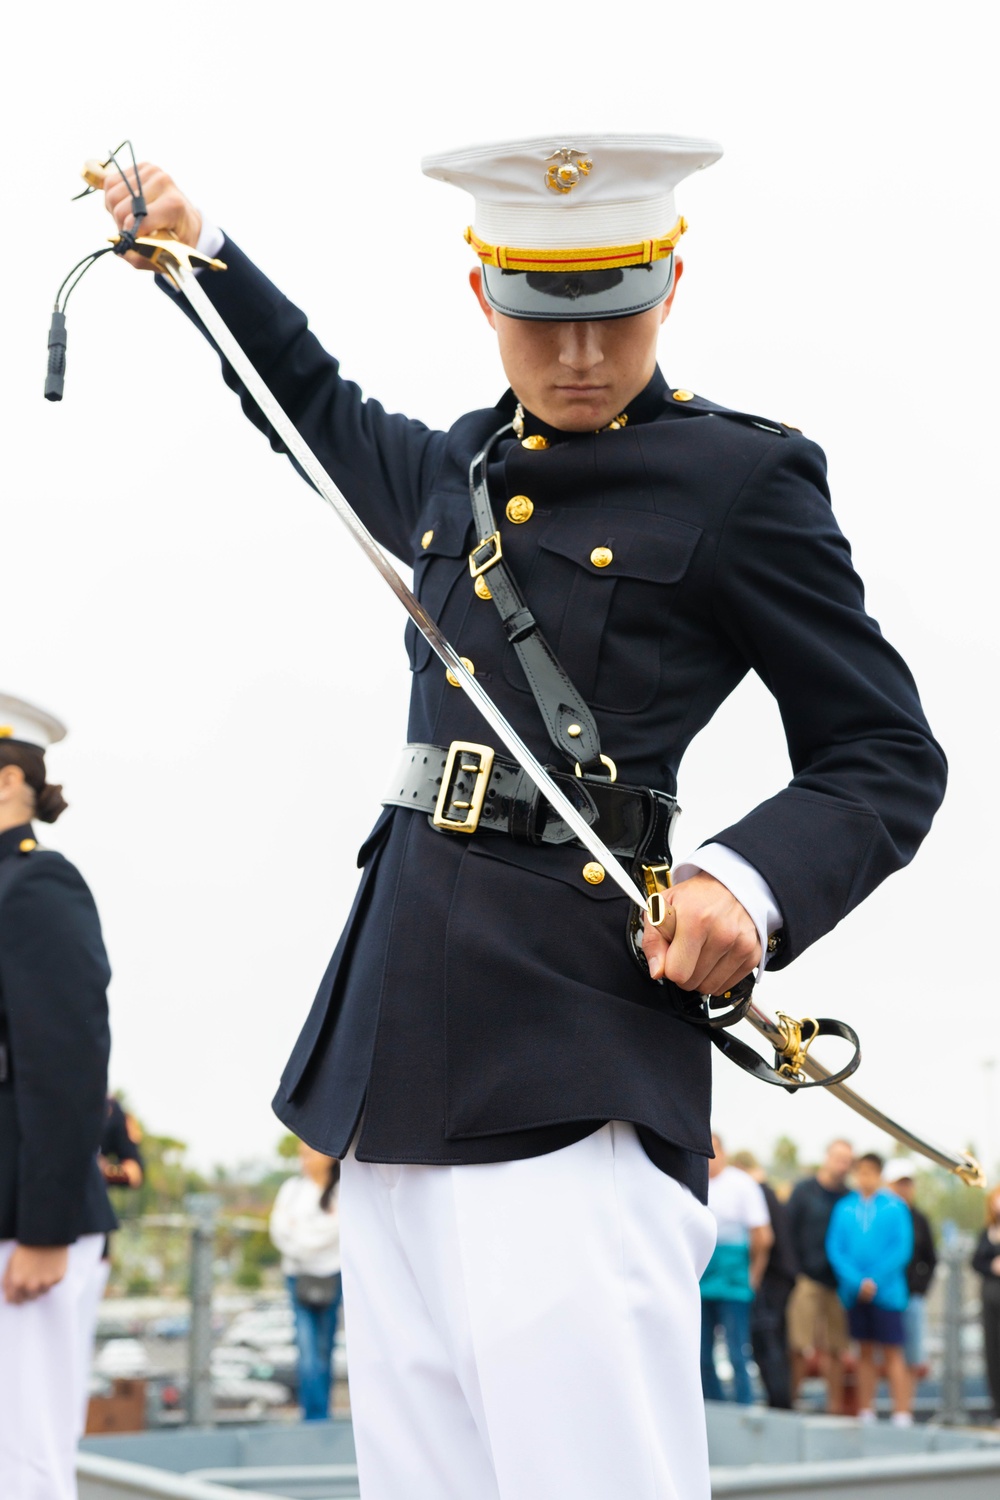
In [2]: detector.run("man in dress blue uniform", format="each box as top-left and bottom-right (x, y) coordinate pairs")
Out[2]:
(0, 695), (115, 1500)
(102, 136), (946, 1497)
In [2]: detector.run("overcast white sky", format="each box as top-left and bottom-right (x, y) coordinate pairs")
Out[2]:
(4, 3), (998, 1180)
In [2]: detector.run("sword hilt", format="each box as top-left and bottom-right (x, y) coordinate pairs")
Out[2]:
(80, 160), (226, 281)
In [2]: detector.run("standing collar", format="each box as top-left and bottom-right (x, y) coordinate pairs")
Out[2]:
(499, 366), (670, 446)
(0, 824), (37, 862)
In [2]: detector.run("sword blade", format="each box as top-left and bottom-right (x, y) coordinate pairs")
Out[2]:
(169, 260), (650, 910)
(744, 999), (985, 1185)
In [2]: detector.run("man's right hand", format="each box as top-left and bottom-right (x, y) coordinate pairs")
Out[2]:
(102, 164), (202, 271)
(2, 1244), (70, 1304)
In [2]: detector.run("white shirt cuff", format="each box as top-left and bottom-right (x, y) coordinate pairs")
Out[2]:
(196, 219), (225, 262)
(672, 843), (783, 973)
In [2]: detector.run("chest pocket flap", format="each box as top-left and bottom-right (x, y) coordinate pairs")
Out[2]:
(539, 508), (702, 582)
(530, 509), (703, 712)
(406, 504), (474, 670)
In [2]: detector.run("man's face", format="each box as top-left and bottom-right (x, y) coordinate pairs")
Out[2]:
(854, 1159), (882, 1197)
(470, 264), (681, 432)
(708, 1133), (726, 1178)
(824, 1141), (854, 1186)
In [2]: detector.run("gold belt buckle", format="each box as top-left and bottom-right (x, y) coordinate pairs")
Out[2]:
(433, 741), (496, 833)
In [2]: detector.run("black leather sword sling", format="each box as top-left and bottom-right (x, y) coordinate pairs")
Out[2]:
(462, 421), (861, 1091)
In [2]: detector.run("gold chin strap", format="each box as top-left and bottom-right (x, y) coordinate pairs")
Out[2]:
(465, 216), (688, 273)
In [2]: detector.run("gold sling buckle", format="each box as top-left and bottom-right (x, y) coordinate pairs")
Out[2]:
(469, 532), (503, 578)
(642, 862), (673, 927)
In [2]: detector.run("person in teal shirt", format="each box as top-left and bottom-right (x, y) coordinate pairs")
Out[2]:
(826, 1153), (914, 1424)
(701, 1134), (773, 1404)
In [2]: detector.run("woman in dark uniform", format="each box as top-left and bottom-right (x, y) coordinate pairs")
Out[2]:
(0, 693), (115, 1500)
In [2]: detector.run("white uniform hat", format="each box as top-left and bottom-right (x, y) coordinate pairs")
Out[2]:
(0, 693), (67, 751)
(884, 1158), (920, 1184)
(422, 133), (722, 321)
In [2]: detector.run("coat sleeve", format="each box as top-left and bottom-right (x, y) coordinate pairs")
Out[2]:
(0, 855), (112, 1245)
(972, 1231), (1000, 1278)
(708, 434), (947, 964)
(157, 237), (449, 564)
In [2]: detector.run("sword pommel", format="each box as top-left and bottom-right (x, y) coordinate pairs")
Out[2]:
(82, 159), (109, 190)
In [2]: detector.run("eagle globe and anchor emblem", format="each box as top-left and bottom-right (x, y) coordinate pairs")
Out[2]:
(544, 147), (593, 194)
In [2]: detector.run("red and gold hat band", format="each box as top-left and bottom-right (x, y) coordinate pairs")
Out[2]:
(464, 216), (687, 273)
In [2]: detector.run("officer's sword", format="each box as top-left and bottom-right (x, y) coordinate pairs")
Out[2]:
(81, 211), (985, 1189)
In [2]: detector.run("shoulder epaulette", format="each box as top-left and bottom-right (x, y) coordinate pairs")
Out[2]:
(663, 388), (803, 438)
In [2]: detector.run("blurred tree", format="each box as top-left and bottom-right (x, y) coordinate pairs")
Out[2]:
(237, 1228), (281, 1292)
(114, 1130), (208, 1221)
(276, 1133), (300, 1161)
(912, 1167), (986, 1239)
(770, 1135), (800, 1183)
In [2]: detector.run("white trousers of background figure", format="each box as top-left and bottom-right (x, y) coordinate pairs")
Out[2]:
(0, 1234), (105, 1500)
(339, 1121), (717, 1500)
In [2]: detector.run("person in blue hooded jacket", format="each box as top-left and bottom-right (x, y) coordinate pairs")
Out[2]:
(826, 1153), (914, 1424)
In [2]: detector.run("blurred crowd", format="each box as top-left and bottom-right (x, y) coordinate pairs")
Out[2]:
(701, 1135), (1000, 1426)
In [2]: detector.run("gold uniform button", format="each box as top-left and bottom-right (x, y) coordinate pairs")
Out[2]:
(590, 546), (613, 568)
(672, 389), (694, 402)
(474, 575), (493, 600)
(445, 656), (475, 687)
(421, 529), (434, 549)
(19, 838), (37, 853)
(521, 434), (549, 450)
(582, 862), (605, 885)
(506, 494), (534, 524)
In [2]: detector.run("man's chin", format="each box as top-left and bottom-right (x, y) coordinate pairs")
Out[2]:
(535, 393), (619, 432)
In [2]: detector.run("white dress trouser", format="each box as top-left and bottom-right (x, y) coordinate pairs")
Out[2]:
(0, 1234), (105, 1500)
(340, 1121), (717, 1500)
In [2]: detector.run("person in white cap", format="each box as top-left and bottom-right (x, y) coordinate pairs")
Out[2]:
(0, 695), (115, 1500)
(100, 137), (945, 1497)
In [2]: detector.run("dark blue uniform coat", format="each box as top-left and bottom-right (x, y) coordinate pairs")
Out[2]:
(166, 240), (946, 1198)
(0, 825), (115, 1244)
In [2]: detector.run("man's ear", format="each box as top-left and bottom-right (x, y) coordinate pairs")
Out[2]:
(660, 256), (684, 323)
(469, 266), (497, 329)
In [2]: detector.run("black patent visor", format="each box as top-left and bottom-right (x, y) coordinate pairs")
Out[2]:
(481, 255), (674, 322)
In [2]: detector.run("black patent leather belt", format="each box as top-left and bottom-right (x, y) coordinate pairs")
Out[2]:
(383, 745), (862, 1093)
(384, 741), (680, 862)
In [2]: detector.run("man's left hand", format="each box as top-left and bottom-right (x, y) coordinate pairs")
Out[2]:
(642, 871), (761, 995)
(2, 1245), (69, 1304)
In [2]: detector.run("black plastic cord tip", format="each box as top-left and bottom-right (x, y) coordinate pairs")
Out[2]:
(44, 310), (68, 401)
